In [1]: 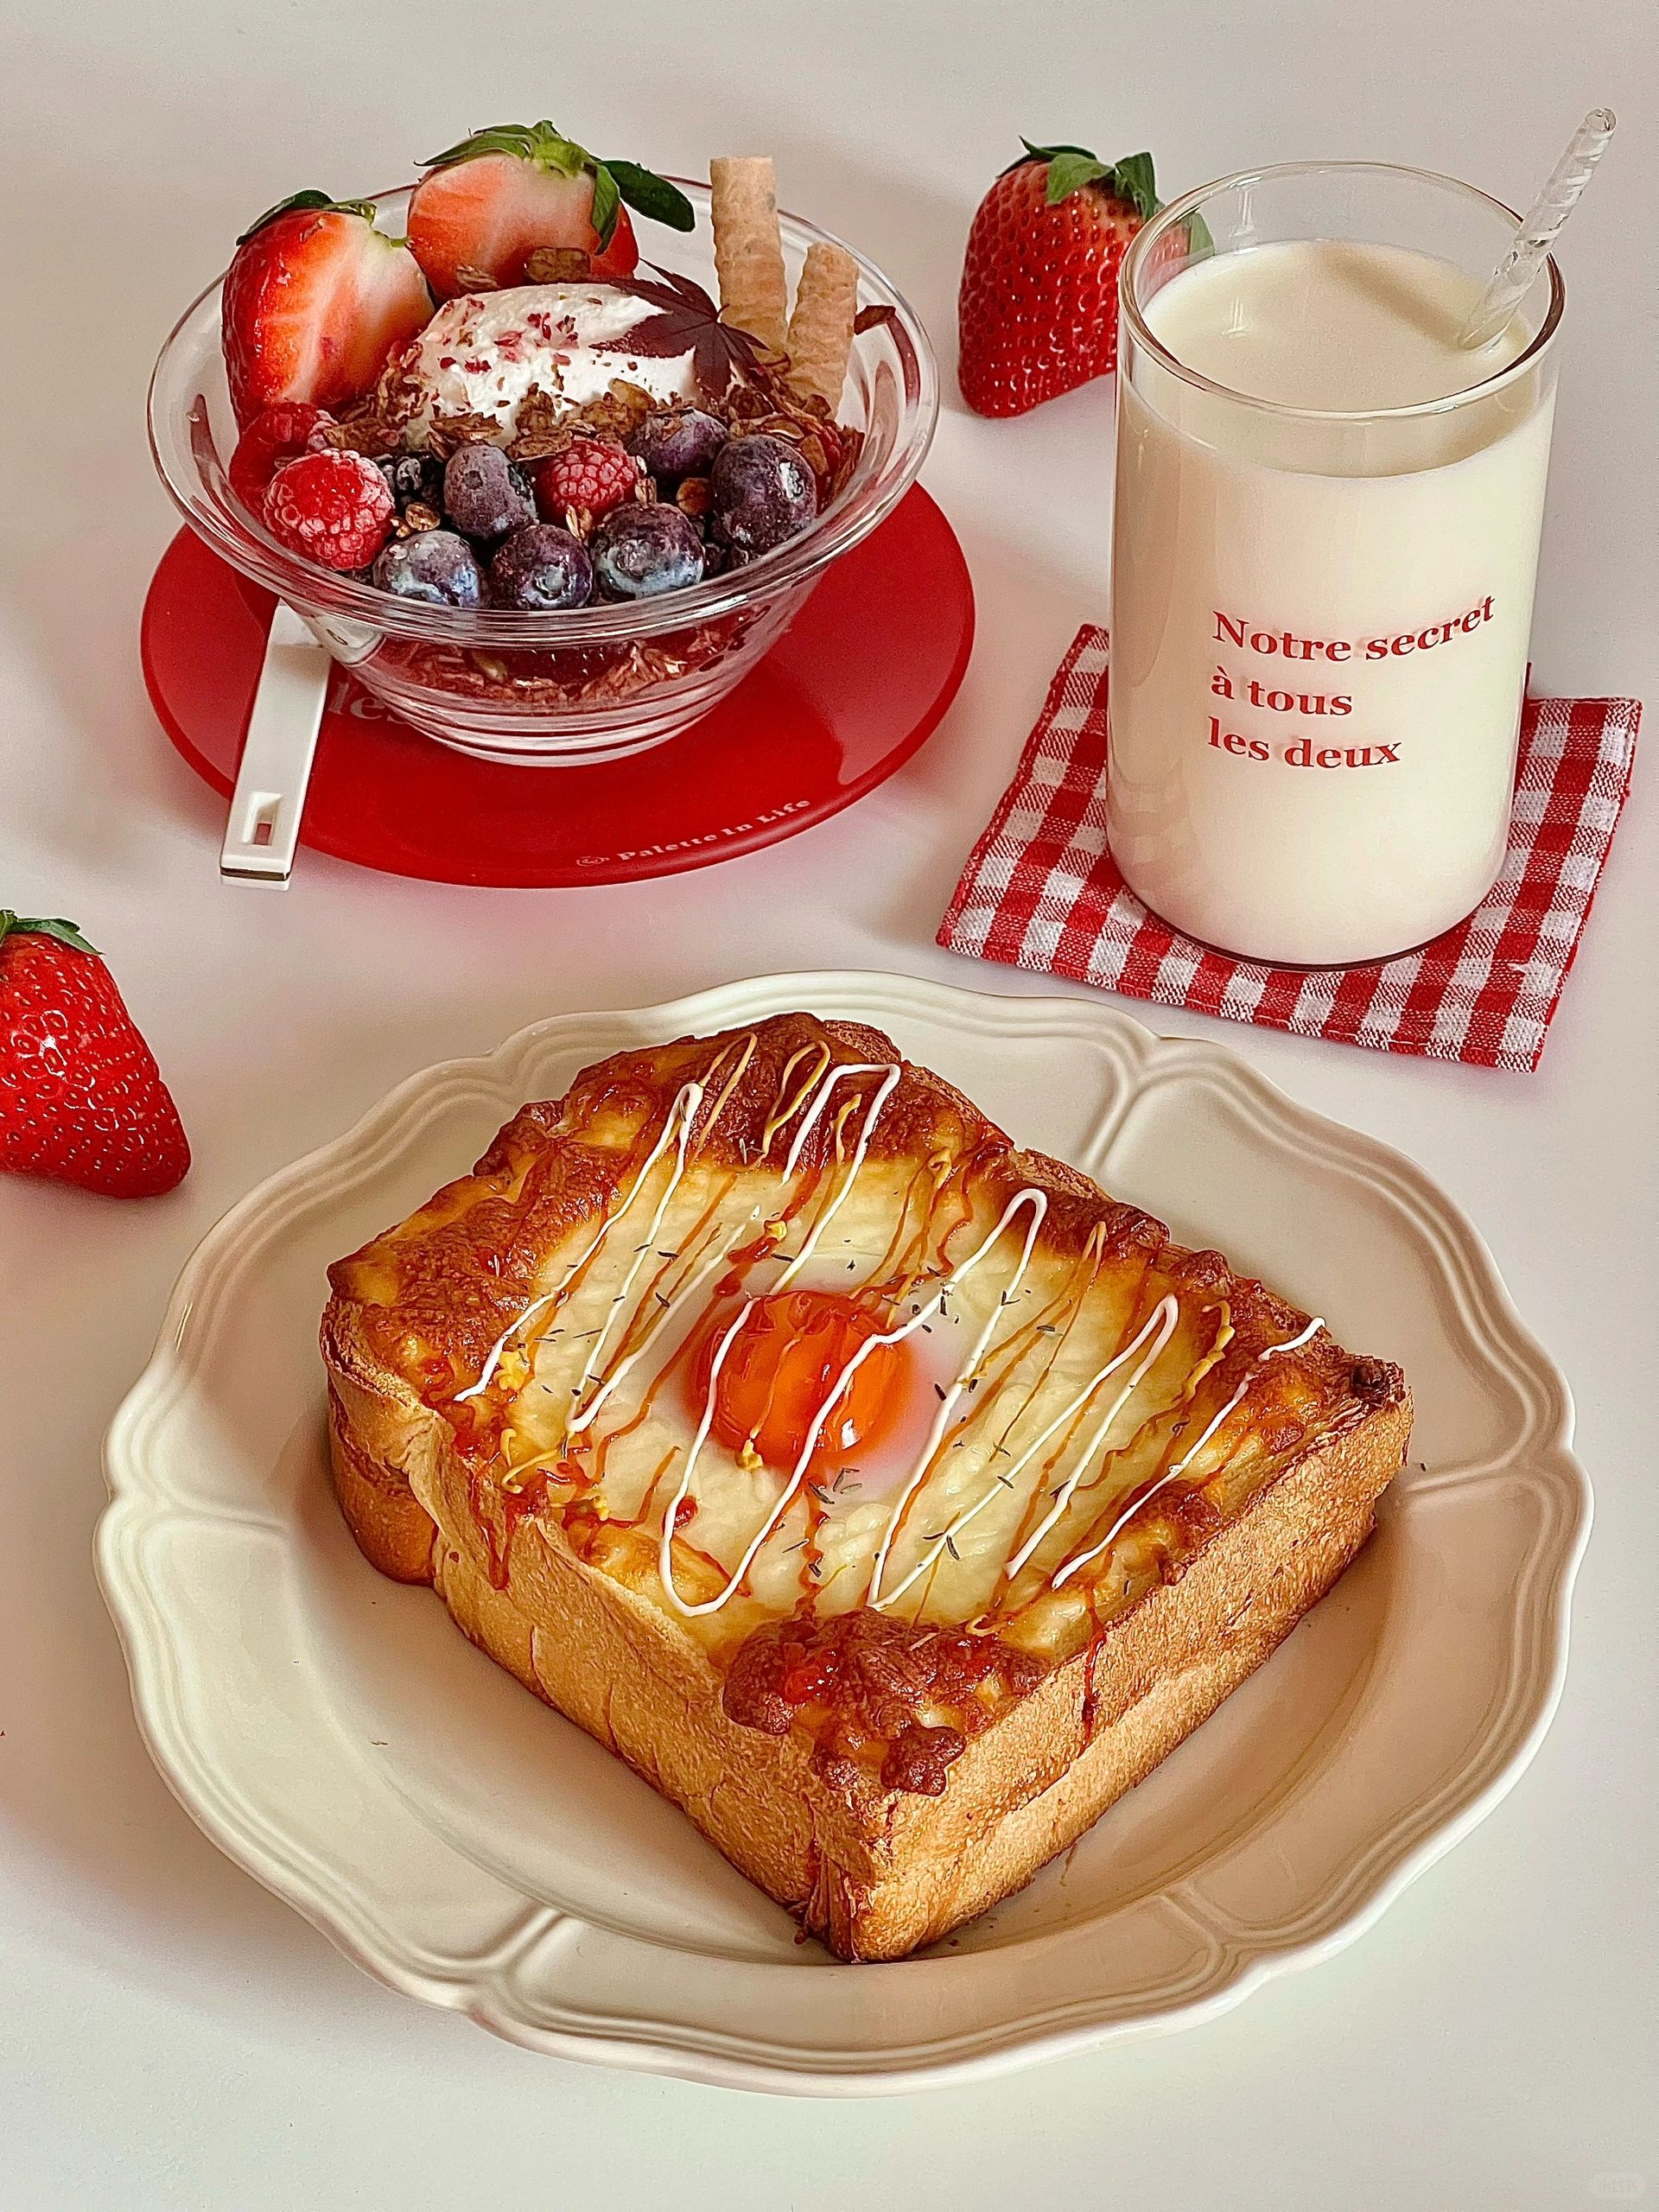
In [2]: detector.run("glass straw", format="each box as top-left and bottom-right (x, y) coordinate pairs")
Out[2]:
(1459, 107), (1616, 350)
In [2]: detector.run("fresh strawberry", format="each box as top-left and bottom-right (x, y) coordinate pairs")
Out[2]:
(222, 192), (432, 429)
(593, 205), (639, 282)
(228, 402), (336, 510)
(406, 122), (693, 300)
(262, 449), (395, 570)
(0, 915), (189, 1198)
(958, 143), (1165, 417)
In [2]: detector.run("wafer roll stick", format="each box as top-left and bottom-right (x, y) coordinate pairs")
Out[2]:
(709, 156), (789, 352)
(785, 241), (860, 410)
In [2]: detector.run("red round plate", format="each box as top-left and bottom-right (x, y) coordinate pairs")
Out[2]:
(142, 487), (973, 887)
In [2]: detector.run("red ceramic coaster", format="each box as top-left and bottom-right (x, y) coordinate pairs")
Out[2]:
(143, 487), (974, 887)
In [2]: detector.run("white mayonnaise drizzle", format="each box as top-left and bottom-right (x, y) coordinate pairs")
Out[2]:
(760, 1043), (831, 1154)
(566, 1088), (706, 1414)
(1049, 1316), (1325, 1590)
(661, 1288), (917, 1617)
(773, 1064), (904, 1288)
(700, 1030), (758, 1133)
(455, 1080), (708, 1403)
(456, 1034), (770, 1413)
(471, 1046), (899, 1410)
(659, 1183), (1050, 1618)
(461, 1037), (1328, 1629)
(870, 1294), (1182, 1611)
(1001, 1297), (1181, 1573)
(564, 1242), (731, 1436)
(865, 1188), (1050, 1611)
(569, 1058), (901, 1441)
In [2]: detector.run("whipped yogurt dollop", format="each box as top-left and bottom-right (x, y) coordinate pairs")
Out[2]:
(392, 283), (701, 445)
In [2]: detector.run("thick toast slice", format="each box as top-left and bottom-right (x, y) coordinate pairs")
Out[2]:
(322, 1014), (1410, 1960)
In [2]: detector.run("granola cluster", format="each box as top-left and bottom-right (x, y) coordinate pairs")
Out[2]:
(326, 356), (861, 511)
(308, 346), (862, 705)
(377, 619), (754, 709)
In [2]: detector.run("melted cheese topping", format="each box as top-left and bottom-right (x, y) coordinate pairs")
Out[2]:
(466, 1052), (1319, 1659)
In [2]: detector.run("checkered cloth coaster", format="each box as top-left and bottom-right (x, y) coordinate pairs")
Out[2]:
(938, 626), (1641, 1071)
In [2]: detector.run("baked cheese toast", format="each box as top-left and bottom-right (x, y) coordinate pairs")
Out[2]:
(322, 1013), (1410, 1960)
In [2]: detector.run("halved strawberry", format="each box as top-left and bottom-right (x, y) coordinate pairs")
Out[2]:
(406, 123), (693, 300)
(222, 192), (433, 429)
(227, 401), (334, 509)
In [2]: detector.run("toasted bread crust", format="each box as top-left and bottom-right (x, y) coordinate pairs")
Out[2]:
(321, 1014), (1411, 1961)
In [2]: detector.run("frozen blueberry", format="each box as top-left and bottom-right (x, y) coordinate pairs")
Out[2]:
(375, 451), (444, 509)
(442, 442), (537, 540)
(591, 505), (706, 601)
(370, 530), (484, 607)
(709, 434), (817, 560)
(625, 407), (728, 486)
(487, 524), (594, 611)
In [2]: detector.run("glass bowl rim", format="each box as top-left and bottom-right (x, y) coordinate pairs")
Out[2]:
(1120, 160), (1566, 426)
(147, 178), (939, 645)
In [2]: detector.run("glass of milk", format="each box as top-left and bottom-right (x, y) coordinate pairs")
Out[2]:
(1108, 163), (1564, 966)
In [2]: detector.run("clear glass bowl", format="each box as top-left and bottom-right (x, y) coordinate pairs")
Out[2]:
(148, 183), (938, 765)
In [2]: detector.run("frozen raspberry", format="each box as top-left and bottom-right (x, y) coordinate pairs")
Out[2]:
(228, 403), (336, 512)
(262, 448), (395, 570)
(534, 437), (643, 524)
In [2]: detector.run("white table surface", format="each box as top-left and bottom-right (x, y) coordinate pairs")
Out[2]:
(3, 2), (1654, 2202)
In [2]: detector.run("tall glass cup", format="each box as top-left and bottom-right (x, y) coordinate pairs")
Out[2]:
(1108, 163), (1563, 967)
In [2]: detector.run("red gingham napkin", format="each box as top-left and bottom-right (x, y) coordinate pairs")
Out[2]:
(938, 626), (1641, 1071)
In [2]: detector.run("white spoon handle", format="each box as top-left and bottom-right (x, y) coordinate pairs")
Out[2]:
(219, 602), (331, 887)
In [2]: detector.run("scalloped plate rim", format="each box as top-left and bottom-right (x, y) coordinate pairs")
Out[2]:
(97, 969), (1591, 2094)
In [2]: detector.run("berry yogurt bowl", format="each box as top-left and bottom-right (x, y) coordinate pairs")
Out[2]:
(149, 157), (937, 764)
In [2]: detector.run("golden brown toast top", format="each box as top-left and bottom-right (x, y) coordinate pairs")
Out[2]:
(325, 1014), (1407, 1795)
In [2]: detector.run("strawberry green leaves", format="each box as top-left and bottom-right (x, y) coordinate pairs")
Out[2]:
(235, 191), (378, 246)
(421, 123), (588, 174)
(0, 912), (99, 957)
(1013, 139), (1161, 223)
(1091, 151), (1159, 222)
(604, 160), (696, 233)
(588, 161), (622, 250)
(419, 122), (693, 248)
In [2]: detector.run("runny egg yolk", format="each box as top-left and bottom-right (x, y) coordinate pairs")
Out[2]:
(690, 1291), (912, 1475)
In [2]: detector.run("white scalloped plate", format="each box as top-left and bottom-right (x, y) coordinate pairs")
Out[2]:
(98, 973), (1589, 2094)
